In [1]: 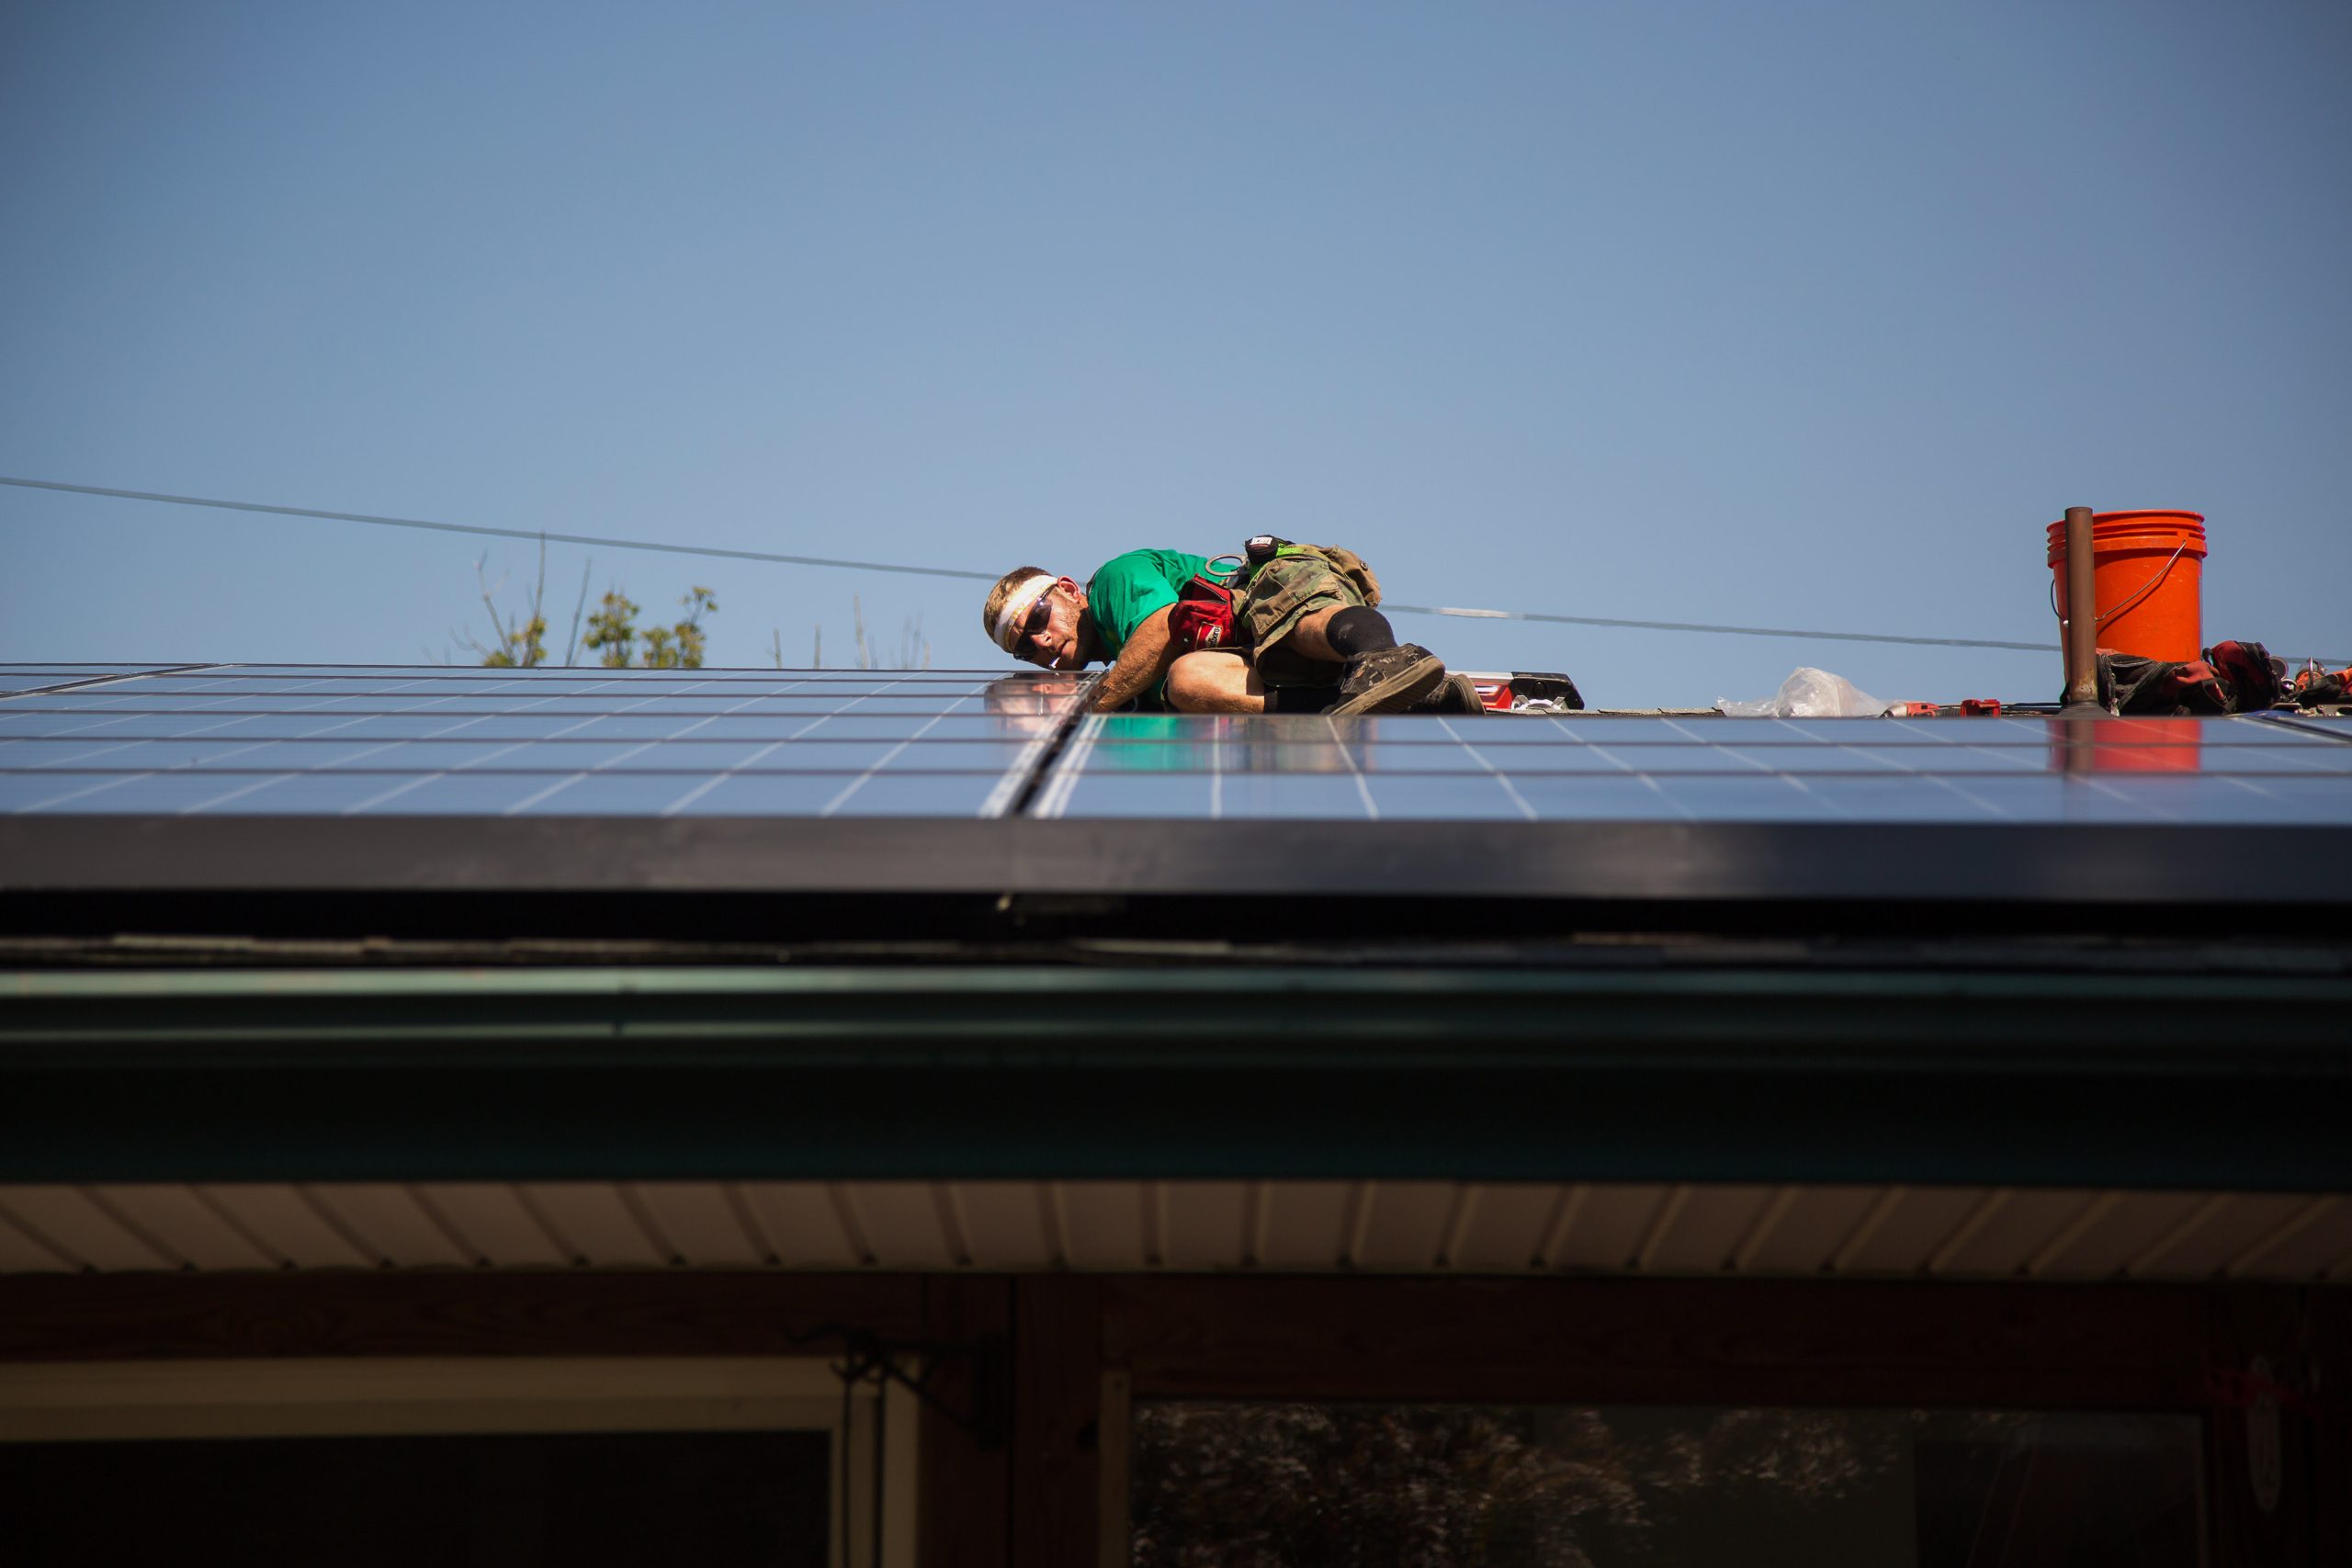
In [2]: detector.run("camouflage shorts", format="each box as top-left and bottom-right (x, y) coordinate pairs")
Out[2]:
(1236, 546), (1384, 685)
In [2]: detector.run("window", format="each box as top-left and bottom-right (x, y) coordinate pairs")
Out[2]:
(1128, 1402), (2200, 1567)
(0, 1358), (918, 1568)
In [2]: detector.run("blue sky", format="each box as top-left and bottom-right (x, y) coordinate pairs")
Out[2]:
(3, 0), (2346, 705)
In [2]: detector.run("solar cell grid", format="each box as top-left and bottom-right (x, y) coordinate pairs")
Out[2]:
(26, 674), (992, 694)
(5, 763), (1015, 819)
(19, 695), (1014, 717)
(2043, 716), (2349, 746)
(145, 664), (1009, 683)
(2, 736), (1037, 769)
(0, 666), (1057, 819)
(1041, 761), (2352, 825)
(1083, 711), (2352, 747)
(1033, 709), (2352, 824)
(2265, 714), (2352, 739)
(0, 711), (1047, 743)
(4, 666), (2350, 827)
(0, 665), (199, 695)
(1070, 727), (2350, 773)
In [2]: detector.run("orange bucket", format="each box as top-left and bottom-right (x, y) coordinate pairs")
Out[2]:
(2044, 510), (2207, 662)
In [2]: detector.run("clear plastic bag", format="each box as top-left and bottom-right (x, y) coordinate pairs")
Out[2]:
(1717, 667), (1889, 718)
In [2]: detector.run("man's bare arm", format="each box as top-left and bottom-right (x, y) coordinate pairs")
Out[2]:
(1091, 605), (1180, 711)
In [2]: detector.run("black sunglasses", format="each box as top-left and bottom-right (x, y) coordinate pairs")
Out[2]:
(1019, 593), (1054, 642)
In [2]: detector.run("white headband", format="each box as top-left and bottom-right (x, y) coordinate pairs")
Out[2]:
(991, 573), (1057, 653)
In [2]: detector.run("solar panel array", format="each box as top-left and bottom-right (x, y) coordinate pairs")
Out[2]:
(1036, 708), (2352, 823)
(2, 664), (2348, 823)
(0, 665), (1076, 820)
(0, 663), (199, 696)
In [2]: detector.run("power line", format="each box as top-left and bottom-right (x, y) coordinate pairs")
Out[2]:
(3, 472), (2053, 652)
(1382, 602), (2045, 651)
(0, 475), (997, 584)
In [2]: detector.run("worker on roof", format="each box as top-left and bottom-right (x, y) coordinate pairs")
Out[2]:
(983, 543), (1481, 716)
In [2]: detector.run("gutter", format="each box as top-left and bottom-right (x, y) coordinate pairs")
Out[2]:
(3, 965), (2347, 1190)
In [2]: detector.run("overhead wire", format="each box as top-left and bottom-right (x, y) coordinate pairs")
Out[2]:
(0, 471), (2270, 658)
(0, 475), (992, 584)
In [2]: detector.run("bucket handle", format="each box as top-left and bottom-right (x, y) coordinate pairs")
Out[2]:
(2048, 542), (2188, 629)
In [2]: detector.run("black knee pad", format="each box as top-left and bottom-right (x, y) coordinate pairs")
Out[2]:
(1323, 605), (1397, 659)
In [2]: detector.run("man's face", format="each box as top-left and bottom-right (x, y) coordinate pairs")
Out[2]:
(1012, 581), (1087, 671)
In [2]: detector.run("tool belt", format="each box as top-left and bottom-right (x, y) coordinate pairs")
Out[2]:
(1226, 536), (1382, 604)
(2090, 639), (2285, 715)
(1167, 537), (1384, 655)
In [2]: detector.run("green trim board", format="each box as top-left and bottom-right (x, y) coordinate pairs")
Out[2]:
(4, 965), (2346, 1189)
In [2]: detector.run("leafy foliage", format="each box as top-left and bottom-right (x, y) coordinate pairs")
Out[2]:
(462, 540), (718, 669)
(584, 586), (718, 669)
(460, 539), (949, 671)
(478, 611), (548, 668)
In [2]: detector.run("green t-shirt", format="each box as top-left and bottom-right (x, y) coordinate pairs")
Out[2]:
(1084, 549), (1212, 661)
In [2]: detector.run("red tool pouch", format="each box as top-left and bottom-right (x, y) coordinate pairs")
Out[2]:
(1168, 573), (1238, 651)
(2206, 640), (2283, 710)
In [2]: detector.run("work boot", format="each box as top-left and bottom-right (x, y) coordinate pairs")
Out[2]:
(1329, 644), (1445, 716)
(1403, 672), (1486, 716)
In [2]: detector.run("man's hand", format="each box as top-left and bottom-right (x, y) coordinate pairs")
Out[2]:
(1091, 604), (1179, 711)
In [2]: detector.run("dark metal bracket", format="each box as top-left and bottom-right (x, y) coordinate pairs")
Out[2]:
(793, 1323), (1009, 1450)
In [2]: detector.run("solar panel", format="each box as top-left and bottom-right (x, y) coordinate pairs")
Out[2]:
(0, 665), (1084, 819)
(6, 667), (2352, 825)
(2264, 713), (2352, 739)
(0, 664), (203, 696)
(6, 665), (2351, 908)
(1031, 710), (2352, 824)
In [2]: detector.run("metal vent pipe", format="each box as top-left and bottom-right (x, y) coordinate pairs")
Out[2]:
(2061, 505), (2101, 711)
